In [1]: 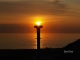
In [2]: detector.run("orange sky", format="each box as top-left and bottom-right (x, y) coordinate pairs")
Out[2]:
(0, 0), (80, 33)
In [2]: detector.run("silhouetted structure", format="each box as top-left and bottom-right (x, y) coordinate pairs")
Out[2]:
(34, 25), (43, 59)
(34, 25), (43, 50)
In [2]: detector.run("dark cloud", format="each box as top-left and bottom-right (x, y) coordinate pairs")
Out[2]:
(0, 24), (80, 33)
(0, 24), (34, 33)
(0, 0), (68, 15)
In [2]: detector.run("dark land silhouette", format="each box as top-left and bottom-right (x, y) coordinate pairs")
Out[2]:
(0, 39), (80, 60)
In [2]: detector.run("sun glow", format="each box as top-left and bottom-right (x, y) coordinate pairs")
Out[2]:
(36, 22), (41, 26)
(31, 16), (45, 25)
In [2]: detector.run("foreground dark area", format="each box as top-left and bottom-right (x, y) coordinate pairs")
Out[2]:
(0, 39), (80, 60)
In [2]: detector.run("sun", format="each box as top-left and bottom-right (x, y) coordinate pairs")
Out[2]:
(32, 16), (44, 26)
(36, 22), (41, 26)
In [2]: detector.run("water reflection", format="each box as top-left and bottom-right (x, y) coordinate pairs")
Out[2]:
(0, 33), (80, 49)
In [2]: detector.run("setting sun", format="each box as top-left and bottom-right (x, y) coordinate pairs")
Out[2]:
(36, 22), (41, 26)
(32, 16), (44, 25)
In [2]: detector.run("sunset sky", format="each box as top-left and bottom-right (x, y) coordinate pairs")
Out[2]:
(0, 0), (80, 33)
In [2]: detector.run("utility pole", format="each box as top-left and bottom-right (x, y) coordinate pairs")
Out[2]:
(34, 24), (43, 60)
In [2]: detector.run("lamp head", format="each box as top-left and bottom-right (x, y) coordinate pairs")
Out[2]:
(34, 21), (43, 28)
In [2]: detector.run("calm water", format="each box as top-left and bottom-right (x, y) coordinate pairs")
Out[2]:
(0, 33), (80, 49)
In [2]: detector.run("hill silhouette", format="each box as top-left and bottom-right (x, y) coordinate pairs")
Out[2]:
(62, 39), (80, 60)
(63, 39), (80, 49)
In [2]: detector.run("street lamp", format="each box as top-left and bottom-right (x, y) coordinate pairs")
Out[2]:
(34, 21), (43, 59)
(34, 22), (43, 50)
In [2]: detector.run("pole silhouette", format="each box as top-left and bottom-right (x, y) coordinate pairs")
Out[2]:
(34, 25), (43, 59)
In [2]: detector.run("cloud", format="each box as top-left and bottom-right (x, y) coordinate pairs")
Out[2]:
(0, 0), (69, 15)
(0, 0), (80, 24)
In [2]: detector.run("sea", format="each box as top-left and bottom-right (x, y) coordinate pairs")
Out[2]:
(0, 33), (80, 49)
